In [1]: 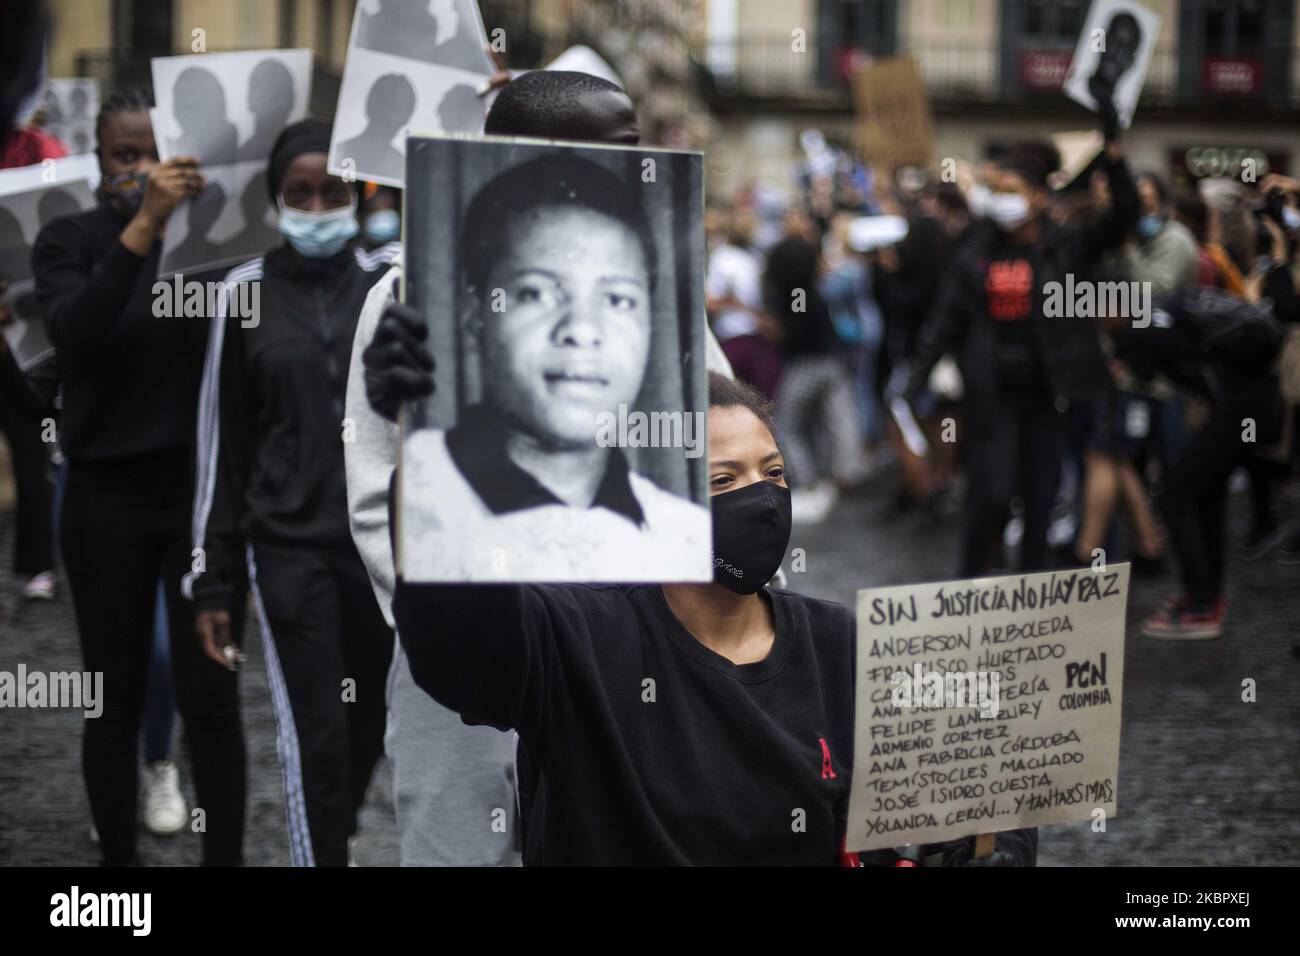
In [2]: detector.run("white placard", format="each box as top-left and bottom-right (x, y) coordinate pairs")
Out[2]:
(1063, 0), (1161, 130)
(845, 564), (1129, 853)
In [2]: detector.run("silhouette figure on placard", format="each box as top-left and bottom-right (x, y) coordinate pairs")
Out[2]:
(436, 83), (483, 132)
(239, 58), (297, 163)
(233, 167), (281, 257)
(0, 207), (32, 284)
(169, 66), (238, 166)
(336, 73), (416, 184)
(1088, 11), (1141, 115)
(170, 181), (227, 271)
(356, 0), (490, 73)
(70, 127), (91, 153)
(67, 83), (91, 119)
(37, 188), (83, 226)
(40, 87), (63, 124)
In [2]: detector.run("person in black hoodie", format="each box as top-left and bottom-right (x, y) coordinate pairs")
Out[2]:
(31, 87), (245, 866)
(391, 370), (1037, 866)
(899, 105), (1138, 577)
(190, 120), (399, 867)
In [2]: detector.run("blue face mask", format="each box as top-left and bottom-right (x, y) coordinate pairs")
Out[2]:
(1137, 214), (1164, 242)
(363, 208), (401, 244)
(278, 198), (359, 258)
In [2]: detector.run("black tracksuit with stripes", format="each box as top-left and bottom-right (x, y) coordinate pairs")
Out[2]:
(192, 241), (397, 866)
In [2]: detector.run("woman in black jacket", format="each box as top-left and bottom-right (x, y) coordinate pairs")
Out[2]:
(901, 111), (1139, 577)
(190, 120), (398, 867)
(31, 87), (245, 867)
(388, 362), (1038, 866)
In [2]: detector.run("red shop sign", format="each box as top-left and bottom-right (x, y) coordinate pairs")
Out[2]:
(1203, 57), (1262, 96)
(1020, 50), (1074, 90)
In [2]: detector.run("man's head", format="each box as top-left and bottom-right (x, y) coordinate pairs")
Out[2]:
(460, 153), (656, 448)
(1137, 172), (1168, 217)
(247, 58), (295, 127)
(364, 73), (417, 135)
(1093, 12), (1141, 93)
(172, 67), (227, 132)
(484, 70), (638, 144)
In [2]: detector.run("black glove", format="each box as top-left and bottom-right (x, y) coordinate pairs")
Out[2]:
(362, 284), (435, 423)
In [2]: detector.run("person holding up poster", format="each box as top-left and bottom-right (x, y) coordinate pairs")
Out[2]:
(894, 102), (1138, 578)
(349, 69), (727, 866)
(389, 369), (1038, 866)
(190, 119), (400, 868)
(31, 87), (246, 867)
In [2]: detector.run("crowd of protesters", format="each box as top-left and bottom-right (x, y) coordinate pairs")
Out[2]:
(0, 27), (1297, 868)
(704, 109), (1300, 642)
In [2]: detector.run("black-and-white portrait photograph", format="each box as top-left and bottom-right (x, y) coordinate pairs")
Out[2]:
(353, 0), (496, 74)
(1063, 0), (1160, 130)
(399, 135), (712, 582)
(150, 49), (312, 277)
(328, 0), (494, 188)
(39, 78), (99, 156)
(0, 177), (95, 369)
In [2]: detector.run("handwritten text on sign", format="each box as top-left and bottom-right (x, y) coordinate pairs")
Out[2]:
(845, 565), (1130, 853)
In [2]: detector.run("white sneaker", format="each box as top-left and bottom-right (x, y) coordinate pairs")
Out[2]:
(791, 483), (838, 525)
(143, 760), (187, 836)
(22, 571), (55, 600)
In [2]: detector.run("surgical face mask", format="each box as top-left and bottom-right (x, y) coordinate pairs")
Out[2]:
(363, 208), (401, 244)
(1137, 213), (1164, 242)
(101, 171), (148, 215)
(985, 192), (1031, 232)
(278, 197), (359, 258)
(1283, 206), (1300, 231)
(710, 480), (792, 595)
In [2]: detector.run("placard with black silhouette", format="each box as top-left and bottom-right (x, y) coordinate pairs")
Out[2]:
(150, 49), (312, 278)
(0, 178), (96, 370)
(1063, 0), (1160, 130)
(399, 135), (712, 583)
(328, 0), (495, 188)
(39, 78), (99, 157)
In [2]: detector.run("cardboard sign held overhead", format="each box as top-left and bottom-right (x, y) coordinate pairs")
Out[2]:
(853, 56), (935, 172)
(1063, 0), (1161, 130)
(844, 565), (1130, 853)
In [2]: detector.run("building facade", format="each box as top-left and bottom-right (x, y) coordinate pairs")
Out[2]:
(700, 0), (1300, 198)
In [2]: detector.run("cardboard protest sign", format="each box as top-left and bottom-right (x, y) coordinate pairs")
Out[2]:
(845, 564), (1130, 853)
(0, 178), (96, 369)
(328, 0), (496, 188)
(38, 78), (99, 156)
(150, 49), (312, 278)
(853, 55), (935, 172)
(398, 134), (711, 583)
(1063, 0), (1160, 130)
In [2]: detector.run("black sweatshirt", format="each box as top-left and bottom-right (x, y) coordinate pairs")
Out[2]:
(190, 242), (398, 611)
(393, 573), (1039, 866)
(32, 203), (209, 463)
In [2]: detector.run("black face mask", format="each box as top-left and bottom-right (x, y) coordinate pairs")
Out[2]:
(711, 480), (792, 595)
